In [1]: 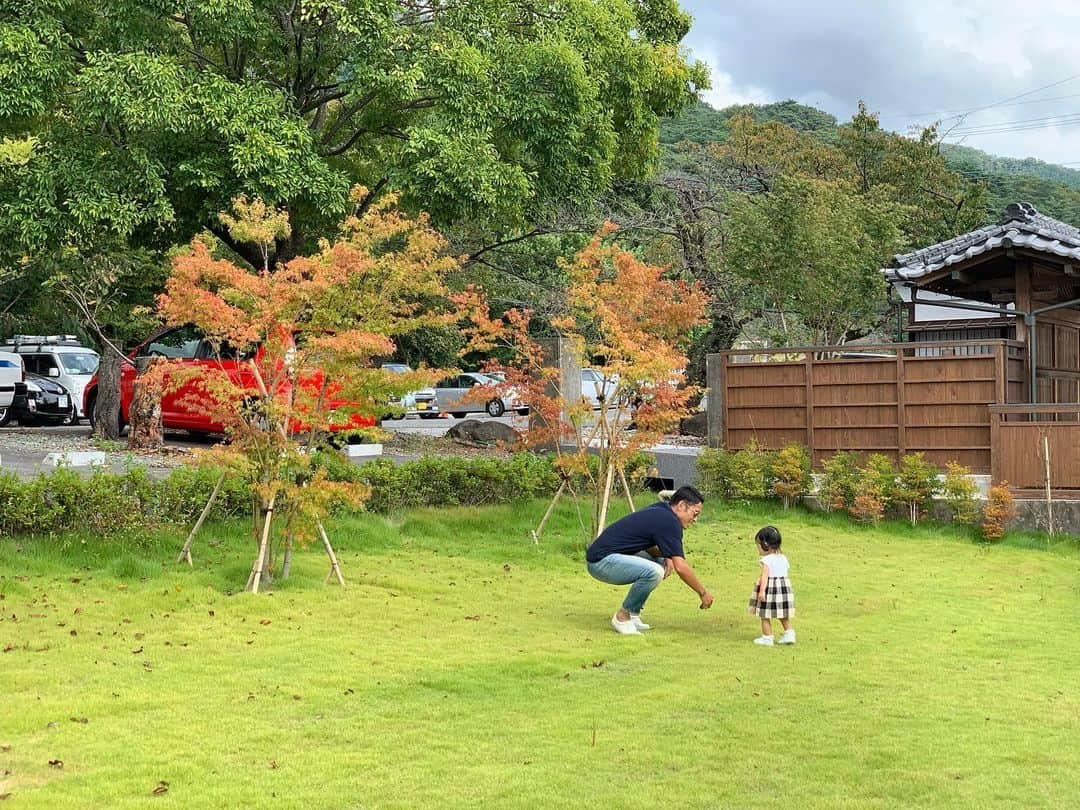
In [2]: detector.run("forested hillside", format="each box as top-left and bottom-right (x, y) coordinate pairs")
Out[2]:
(661, 101), (1080, 225)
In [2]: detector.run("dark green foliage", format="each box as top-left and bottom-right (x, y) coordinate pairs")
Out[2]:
(0, 466), (248, 537)
(660, 100), (838, 145)
(0, 452), (573, 539)
(696, 442), (774, 501)
(346, 454), (562, 513)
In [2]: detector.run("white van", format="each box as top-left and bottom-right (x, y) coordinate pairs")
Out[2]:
(1, 336), (99, 420)
(0, 350), (24, 419)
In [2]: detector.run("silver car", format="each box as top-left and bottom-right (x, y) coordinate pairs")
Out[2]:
(381, 363), (439, 419)
(581, 368), (619, 409)
(434, 372), (528, 418)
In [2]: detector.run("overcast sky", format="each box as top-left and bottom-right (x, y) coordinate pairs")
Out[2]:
(678, 0), (1080, 166)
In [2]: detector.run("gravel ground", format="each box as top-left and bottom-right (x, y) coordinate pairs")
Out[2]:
(0, 427), (196, 471)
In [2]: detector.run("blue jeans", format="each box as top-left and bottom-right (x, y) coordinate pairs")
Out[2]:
(587, 553), (665, 614)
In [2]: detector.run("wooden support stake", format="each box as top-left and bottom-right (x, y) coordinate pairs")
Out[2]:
(317, 520), (346, 586)
(177, 471), (226, 566)
(596, 459), (615, 537)
(531, 480), (567, 544)
(1043, 434), (1054, 539)
(618, 468), (635, 513)
(247, 494), (277, 594)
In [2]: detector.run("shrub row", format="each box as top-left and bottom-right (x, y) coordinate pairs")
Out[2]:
(697, 443), (1015, 540)
(0, 451), (574, 538)
(0, 465), (252, 537)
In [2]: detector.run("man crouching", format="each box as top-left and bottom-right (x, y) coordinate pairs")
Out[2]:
(585, 485), (713, 634)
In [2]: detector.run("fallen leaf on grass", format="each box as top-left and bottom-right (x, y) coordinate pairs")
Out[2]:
(0, 744), (10, 752)
(464, 615), (481, 621)
(152, 781), (169, 795)
(69, 717), (88, 724)
(0, 792), (10, 800)
(267, 761), (279, 770)
(48, 759), (63, 769)
(260, 619), (271, 626)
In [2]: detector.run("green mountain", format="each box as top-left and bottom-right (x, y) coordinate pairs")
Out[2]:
(660, 100), (1080, 225)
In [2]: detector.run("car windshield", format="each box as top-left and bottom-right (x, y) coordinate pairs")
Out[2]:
(58, 352), (99, 375)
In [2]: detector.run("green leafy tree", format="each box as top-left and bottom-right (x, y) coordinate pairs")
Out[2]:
(1, 0), (707, 269)
(726, 174), (903, 345)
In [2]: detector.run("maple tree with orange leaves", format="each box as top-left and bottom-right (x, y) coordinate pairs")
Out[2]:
(457, 223), (710, 538)
(156, 188), (462, 590)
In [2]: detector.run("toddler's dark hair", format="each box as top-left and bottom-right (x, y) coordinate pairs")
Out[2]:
(756, 525), (782, 551)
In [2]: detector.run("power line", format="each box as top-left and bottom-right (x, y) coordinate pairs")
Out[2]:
(881, 91), (1080, 122)
(950, 112), (1080, 136)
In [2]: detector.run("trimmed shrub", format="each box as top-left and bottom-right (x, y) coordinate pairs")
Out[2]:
(770, 444), (811, 509)
(818, 451), (859, 512)
(696, 447), (734, 499)
(729, 440), (772, 501)
(895, 452), (940, 525)
(982, 482), (1017, 541)
(942, 462), (980, 525)
(849, 475), (886, 524)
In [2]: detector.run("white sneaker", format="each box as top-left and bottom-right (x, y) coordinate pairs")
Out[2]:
(629, 614), (651, 631)
(753, 635), (774, 646)
(778, 630), (796, 645)
(611, 614), (641, 635)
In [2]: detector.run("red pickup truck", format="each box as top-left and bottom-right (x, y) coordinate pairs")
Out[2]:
(82, 325), (375, 434)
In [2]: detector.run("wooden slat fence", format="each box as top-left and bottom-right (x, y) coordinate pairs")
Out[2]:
(989, 404), (1080, 494)
(708, 340), (1027, 474)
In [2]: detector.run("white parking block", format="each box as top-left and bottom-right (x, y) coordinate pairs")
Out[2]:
(343, 444), (383, 459)
(42, 451), (107, 468)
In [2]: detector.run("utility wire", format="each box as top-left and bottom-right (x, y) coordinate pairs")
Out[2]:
(881, 91), (1080, 122)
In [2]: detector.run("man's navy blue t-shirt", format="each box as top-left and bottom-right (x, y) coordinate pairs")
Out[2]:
(585, 501), (685, 563)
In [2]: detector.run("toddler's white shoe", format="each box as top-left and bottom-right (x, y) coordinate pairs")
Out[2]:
(629, 613), (651, 631)
(611, 614), (641, 635)
(753, 635), (774, 646)
(778, 630), (796, 645)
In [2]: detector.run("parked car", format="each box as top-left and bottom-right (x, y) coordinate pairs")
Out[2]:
(381, 363), (439, 419)
(581, 368), (619, 409)
(0, 351), (24, 425)
(82, 325), (376, 435)
(1, 335), (99, 421)
(5, 372), (75, 426)
(434, 372), (528, 418)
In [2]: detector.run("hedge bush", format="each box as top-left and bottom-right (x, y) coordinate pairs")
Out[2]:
(0, 452), (571, 539)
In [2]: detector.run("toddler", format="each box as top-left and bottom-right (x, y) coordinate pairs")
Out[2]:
(747, 525), (795, 646)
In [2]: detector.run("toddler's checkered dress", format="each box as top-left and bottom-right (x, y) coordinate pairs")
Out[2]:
(748, 576), (795, 619)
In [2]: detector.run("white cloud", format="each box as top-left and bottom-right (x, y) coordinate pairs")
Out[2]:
(677, 0), (1080, 163)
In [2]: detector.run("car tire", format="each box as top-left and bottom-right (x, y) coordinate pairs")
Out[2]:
(0, 406), (12, 426)
(419, 412), (440, 420)
(61, 408), (79, 426)
(485, 399), (505, 417)
(451, 411), (467, 419)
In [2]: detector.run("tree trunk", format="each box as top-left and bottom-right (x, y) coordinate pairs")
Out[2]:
(127, 357), (163, 451)
(93, 349), (123, 440)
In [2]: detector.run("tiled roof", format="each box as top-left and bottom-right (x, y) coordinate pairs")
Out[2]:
(883, 202), (1080, 282)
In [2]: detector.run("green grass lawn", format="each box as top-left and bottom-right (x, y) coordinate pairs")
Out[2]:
(1, 499), (1078, 808)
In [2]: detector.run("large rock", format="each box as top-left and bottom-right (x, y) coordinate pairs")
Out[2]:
(447, 419), (523, 448)
(679, 411), (708, 437)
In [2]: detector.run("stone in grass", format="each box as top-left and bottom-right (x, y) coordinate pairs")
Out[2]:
(447, 419), (522, 449)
